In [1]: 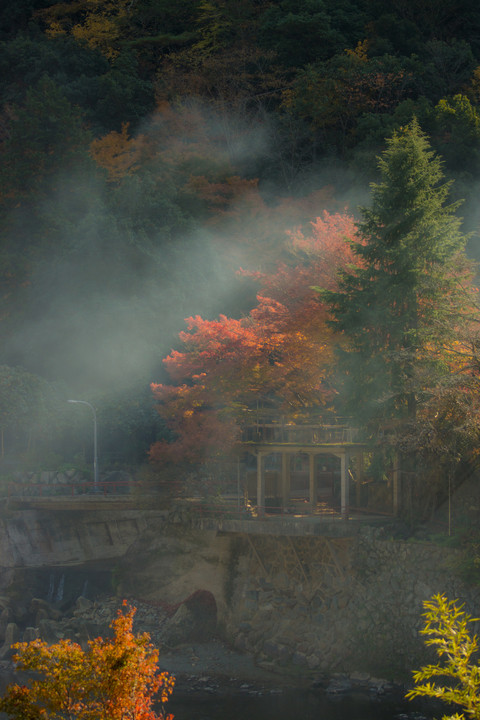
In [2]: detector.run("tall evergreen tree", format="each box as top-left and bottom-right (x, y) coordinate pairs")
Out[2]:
(324, 119), (476, 444)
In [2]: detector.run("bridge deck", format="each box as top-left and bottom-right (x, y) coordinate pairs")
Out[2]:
(2, 491), (394, 536)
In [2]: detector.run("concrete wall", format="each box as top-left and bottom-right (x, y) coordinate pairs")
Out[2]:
(0, 506), (160, 568)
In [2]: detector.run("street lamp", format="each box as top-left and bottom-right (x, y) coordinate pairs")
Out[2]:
(68, 400), (99, 487)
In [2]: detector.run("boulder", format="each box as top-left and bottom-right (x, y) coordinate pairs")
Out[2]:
(30, 598), (61, 621)
(0, 607), (13, 644)
(68, 620), (107, 649)
(73, 596), (94, 614)
(38, 619), (64, 644)
(161, 590), (217, 647)
(161, 603), (196, 647)
(35, 608), (49, 626)
(0, 623), (20, 659)
(23, 627), (39, 642)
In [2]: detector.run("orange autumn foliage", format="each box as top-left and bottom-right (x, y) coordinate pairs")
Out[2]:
(90, 123), (147, 181)
(36, 0), (130, 59)
(89, 101), (341, 279)
(0, 602), (174, 720)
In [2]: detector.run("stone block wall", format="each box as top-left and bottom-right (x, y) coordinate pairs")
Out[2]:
(224, 526), (480, 679)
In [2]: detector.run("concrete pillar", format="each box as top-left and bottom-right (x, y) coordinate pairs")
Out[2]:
(256, 452), (265, 515)
(309, 453), (316, 512)
(340, 451), (349, 518)
(281, 452), (289, 509)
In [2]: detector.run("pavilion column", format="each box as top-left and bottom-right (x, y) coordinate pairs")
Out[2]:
(393, 453), (400, 516)
(340, 451), (350, 518)
(256, 452), (265, 515)
(281, 452), (289, 510)
(354, 451), (364, 509)
(309, 453), (316, 512)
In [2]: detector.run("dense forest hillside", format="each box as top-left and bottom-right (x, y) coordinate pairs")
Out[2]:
(1, 0), (480, 475)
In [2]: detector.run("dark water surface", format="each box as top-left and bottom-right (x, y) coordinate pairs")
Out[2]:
(169, 687), (432, 720)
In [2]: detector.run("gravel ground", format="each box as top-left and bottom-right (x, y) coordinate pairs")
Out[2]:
(156, 639), (302, 694)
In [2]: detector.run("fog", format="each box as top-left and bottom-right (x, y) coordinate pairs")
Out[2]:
(2, 100), (367, 395)
(6, 102), (475, 401)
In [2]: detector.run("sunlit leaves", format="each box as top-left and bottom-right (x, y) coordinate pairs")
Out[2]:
(0, 602), (175, 720)
(407, 594), (480, 720)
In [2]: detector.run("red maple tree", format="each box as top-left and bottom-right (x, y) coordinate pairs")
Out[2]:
(150, 210), (358, 467)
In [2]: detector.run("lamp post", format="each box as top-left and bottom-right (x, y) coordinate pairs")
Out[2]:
(68, 400), (98, 488)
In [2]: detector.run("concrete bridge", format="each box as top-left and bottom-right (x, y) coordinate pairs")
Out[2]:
(3, 421), (399, 518)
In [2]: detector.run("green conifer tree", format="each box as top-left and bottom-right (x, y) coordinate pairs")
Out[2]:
(324, 119), (474, 440)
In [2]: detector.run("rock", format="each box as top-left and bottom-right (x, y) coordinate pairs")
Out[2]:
(0, 623), (20, 659)
(0, 607), (13, 643)
(263, 640), (280, 657)
(162, 603), (197, 647)
(326, 676), (352, 694)
(292, 651), (308, 667)
(73, 620), (106, 648)
(30, 598), (61, 621)
(350, 671), (371, 684)
(257, 660), (277, 672)
(38, 619), (64, 644)
(369, 677), (392, 694)
(74, 596), (94, 614)
(23, 627), (39, 642)
(35, 608), (49, 626)
(161, 590), (217, 647)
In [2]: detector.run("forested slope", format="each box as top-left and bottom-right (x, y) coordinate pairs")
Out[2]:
(1, 0), (480, 470)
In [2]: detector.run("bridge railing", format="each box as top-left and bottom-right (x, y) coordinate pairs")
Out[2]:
(4, 479), (185, 499)
(6, 480), (134, 497)
(241, 423), (357, 445)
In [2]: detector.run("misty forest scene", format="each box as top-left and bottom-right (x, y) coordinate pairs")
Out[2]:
(3, 1), (480, 719)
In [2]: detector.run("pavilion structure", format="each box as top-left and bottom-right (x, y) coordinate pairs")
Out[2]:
(241, 417), (399, 517)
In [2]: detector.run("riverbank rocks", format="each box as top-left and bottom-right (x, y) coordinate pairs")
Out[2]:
(0, 592), (218, 655)
(30, 598), (61, 625)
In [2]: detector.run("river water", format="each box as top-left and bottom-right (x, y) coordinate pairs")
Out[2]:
(169, 687), (434, 720)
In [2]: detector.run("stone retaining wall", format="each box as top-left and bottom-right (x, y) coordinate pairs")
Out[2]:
(223, 526), (480, 679)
